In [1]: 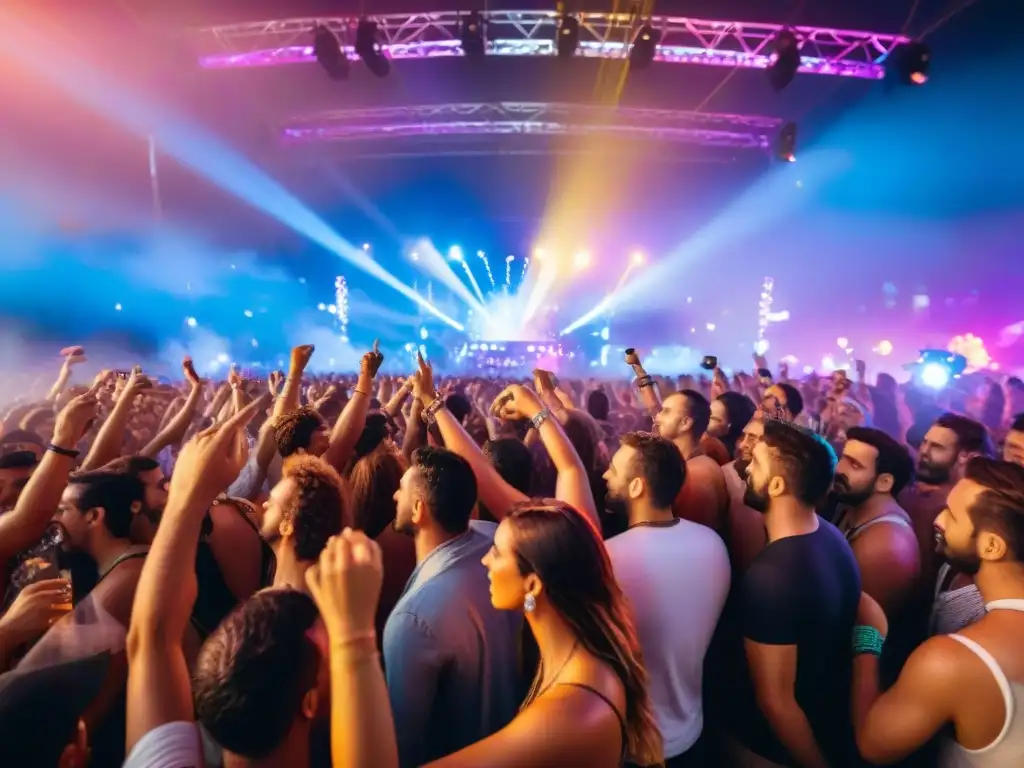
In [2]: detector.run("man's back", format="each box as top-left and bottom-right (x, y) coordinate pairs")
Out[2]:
(606, 519), (730, 758)
(732, 520), (861, 766)
(384, 527), (522, 767)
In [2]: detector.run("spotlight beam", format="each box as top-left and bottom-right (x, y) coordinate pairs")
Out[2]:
(3, 12), (464, 331)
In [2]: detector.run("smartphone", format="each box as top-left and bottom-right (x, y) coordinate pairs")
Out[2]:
(116, 370), (131, 380)
(700, 355), (718, 371)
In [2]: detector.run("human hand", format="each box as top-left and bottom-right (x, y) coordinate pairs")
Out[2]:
(624, 348), (642, 368)
(490, 384), (543, 421)
(52, 382), (103, 448)
(305, 528), (383, 641)
(290, 344), (316, 374)
(121, 366), (153, 400)
(360, 339), (384, 379)
(182, 357), (203, 388)
(167, 393), (270, 512)
(532, 369), (556, 396)
(0, 578), (73, 644)
(414, 351), (436, 403)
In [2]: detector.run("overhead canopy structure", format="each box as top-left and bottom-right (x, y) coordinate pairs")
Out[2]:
(193, 11), (909, 80)
(279, 102), (783, 151)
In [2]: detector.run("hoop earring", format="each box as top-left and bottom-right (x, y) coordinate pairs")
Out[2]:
(523, 593), (537, 613)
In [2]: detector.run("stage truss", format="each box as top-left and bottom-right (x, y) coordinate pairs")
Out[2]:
(279, 102), (783, 151)
(194, 11), (908, 80)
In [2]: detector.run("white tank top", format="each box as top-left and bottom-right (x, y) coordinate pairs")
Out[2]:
(940, 599), (1024, 768)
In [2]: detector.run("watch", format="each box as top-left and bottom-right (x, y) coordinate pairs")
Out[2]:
(530, 408), (553, 430)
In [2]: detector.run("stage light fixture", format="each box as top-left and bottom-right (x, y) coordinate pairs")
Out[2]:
(775, 122), (797, 162)
(557, 15), (580, 58)
(461, 11), (486, 58)
(629, 24), (659, 70)
(891, 42), (931, 85)
(768, 28), (801, 92)
(313, 25), (348, 80)
(355, 19), (390, 78)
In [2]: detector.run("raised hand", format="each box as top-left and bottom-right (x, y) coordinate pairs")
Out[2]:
(122, 366), (153, 399)
(290, 344), (316, 373)
(168, 393), (270, 512)
(182, 357), (203, 388)
(624, 347), (642, 368)
(52, 383), (102, 448)
(360, 339), (384, 379)
(490, 384), (543, 422)
(305, 528), (383, 640)
(532, 368), (556, 396)
(0, 578), (73, 642)
(415, 351), (436, 401)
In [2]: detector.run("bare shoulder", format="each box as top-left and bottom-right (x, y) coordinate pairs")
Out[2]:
(903, 635), (982, 690)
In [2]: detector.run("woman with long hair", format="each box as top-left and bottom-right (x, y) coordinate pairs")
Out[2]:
(308, 500), (664, 768)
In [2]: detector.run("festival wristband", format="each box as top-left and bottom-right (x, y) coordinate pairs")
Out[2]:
(47, 444), (80, 459)
(530, 407), (553, 430)
(635, 374), (654, 389)
(852, 625), (885, 657)
(421, 395), (446, 425)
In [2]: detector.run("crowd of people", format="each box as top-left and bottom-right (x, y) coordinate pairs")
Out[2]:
(1, 341), (1023, 768)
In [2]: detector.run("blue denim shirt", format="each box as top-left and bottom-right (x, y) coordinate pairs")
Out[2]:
(383, 521), (523, 767)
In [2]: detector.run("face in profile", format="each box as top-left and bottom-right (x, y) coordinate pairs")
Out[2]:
(482, 521), (532, 612)
(392, 467), (421, 536)
(261, 477), (299, 548)
(602, 445), (638, 504)
(933, 479), (985, 575)
(762, 385), (791, 421)
(834, 439), (880, 506)
(743, 440), (773, 514)
(735, 418), (764, 473)
(653, 393), (687, 441)
(708, 400), (730, 439)
(917, 426), (960, 485)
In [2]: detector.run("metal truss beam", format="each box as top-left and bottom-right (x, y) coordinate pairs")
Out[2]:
(193, 11), (907, 80)
(278, 102), (783, 151)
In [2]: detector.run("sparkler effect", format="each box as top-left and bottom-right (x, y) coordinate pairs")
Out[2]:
(335, 276), (349, 341)
(505, 255), (515, 288)
(478, 251), (496, 290)
(758, 277), (774, 351)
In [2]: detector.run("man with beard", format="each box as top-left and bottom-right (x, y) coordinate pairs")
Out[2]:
(723, 415), (768, 575)
(726, 420), (860, 768)
(260, 454), (347, 592)
(831, 427), (919, 684)
(386, 446), (521, 768)
(852, 458), (1024, 766)
(899, 413), (993, 622)
(603, 431), (729, 765)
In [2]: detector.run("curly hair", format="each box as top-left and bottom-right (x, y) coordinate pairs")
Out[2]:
(281, 454), (348, 561)
(507, 501), (663, 766)
(194, 589), (321, 758)
(273, 407), (326, 458)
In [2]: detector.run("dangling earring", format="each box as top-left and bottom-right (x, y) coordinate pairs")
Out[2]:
(524, 593), (537, 613)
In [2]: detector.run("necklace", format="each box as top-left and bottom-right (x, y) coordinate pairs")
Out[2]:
(521, 639), (580, 711)
(628, 518), (680, 530)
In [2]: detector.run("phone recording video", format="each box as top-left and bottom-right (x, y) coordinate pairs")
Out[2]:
(700, 355), (718, 371)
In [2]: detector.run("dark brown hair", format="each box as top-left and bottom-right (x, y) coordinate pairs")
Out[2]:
(964, 457), (1024, 562)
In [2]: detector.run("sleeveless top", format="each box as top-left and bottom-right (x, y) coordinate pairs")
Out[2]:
(839, 511), (912, 543)
(940, 599), (1024, 767)
(931, 563), (987, 636)
(560, 682), (628, 766)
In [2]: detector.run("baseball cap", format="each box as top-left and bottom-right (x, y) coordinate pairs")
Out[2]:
(0, 651), (111, 765)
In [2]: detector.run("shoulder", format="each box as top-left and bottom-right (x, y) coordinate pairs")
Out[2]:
(384, 609), (439, 645)
(899, 635), (978, 693)
(469, 519), (498, 541)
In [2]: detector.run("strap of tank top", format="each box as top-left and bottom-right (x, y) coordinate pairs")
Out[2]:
(559, 683), (628, 763)
(847, 512), (912, 542)
(946, 634), (1015, 751)
(986, 599), (1024, 612)
(96, 550), (148, 585)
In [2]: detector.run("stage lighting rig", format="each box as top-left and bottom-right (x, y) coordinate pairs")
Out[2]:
(629, 24), (659, 70)
(890, 42), (931, 85)
(355, 19), (390, 77)
(312, 25), (348, 80)
(461, 11), (486, 58)
(557, 14), (580, 58)
(768, 28), (801, 92)
(775, 122), (797, 162)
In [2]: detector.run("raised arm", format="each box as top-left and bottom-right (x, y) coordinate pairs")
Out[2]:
(46, 348), (87, 402)
(139, 358), (204, 458)
(624, 348), (661, 418)
(273, 345), (315, 422)
(80, 367), (150, 470)
(323, 342), (383, 472)
(125, 395), (267, 754)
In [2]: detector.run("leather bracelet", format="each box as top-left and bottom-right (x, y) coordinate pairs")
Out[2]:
(47, 444), (80, 459)
(852, 625), (885, 656)
(634, 374), (655, 390)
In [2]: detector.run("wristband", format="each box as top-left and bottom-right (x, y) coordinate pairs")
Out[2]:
(635, 374), (654, 390)
(421, 396), (446, 425)
(852, 625), (885, 657)
(47, 444), (80, 459)
(530, 408), (553, 430)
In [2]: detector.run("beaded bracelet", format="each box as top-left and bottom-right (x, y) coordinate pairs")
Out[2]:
(421, 396), (446, 425)
(852, 625), (885, 657)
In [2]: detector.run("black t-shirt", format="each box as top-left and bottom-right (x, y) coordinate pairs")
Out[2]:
(730, 518), (861, 767)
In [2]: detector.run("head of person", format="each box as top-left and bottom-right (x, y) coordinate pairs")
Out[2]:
(562, 410), (602, 474)
(603, 431), (686, 512)
(734, 415), (765, 475)
(393, 446), (477, 538)
(744, 419), (837, 515)
(55, 471), (145, 556)
(481, 501), (663, 766)
(445, 393), (473, 425)
(654, 389), (711, 443)
(194, 590), (327, 762)
(917, 413), (994, 486)
(762, 382), (804, 422)
(1002, 413), (1024, 468)
(934, 457), (1024, 577)
(101, 455), (168, 532)
(483, 438), (533, 496)
(0, 429), (45, 462)
(586, 389), (611, 422)
(273, 407), (329, 459)
(834, 427), (915, 507)
(351, 412), (391, 463)
(261, 455), (347, 563)
(709, 392), (758, 452)
(0, 451), (37, 512)
(348, 441), (406, 539)
(0, 652), (110, 768)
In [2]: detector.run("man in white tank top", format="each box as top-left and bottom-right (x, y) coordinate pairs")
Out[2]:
(603, 432), (730, 766)
(851, 457), (1024, 767)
